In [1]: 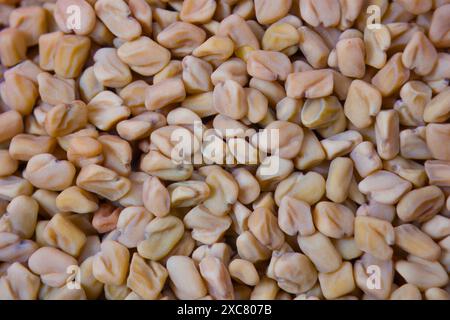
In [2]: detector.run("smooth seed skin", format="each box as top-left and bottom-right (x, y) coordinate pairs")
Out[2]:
(318, 262), (356, 300)
(228, 259), (260, 286)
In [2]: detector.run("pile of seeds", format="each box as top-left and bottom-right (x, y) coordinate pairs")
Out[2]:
(0, 0), (449, 300)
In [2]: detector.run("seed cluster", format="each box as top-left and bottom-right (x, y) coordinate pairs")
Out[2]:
(0, 0), (449, 300)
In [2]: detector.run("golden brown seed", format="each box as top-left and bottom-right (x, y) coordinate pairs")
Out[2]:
(294, 129), (326, 170)
(298, 26), (330, 69)
(275, 96), (302, 124)
(399, 83), (431, 128)
(140, 149), (193, 182)
(54, 35), (91, 79)
(325, 157), (353, 203)
(202, 167), (239, 216)
(344, 80), (382, 129)
(228, 259), (260, 286)
(262, 23), (299, 53)
(117, 36), (170, 76)
(313, 201), (354, 239)
(0, 176), (33, 202)
(333, 237), (362, 260)
(301, 96), (342, 129)
(53, 0), (96, 35)
(275, 171), (326, 206)
(236, 231), (271, 263)
(424, 288), (450, 301)
(354, 252), (394, 300)
(395, 224), (441, 261)
(299, 0), (340, 27)
(358, 170), (412, 205)
(232, 168), (260, 205)
(0, 28), (27, 67)
(93, 240), (130, 286)
(184, 205), (231, 245)
(142, 176), (170, 217)
(137, 216), (184, 261)
(318, 262), (355, 300)
(79, 256), (103, 299)
(247, 50), (292, 81)
(426, 124), (450, 161)
(268, 251), (318, 294)
(145, 78), (186, 111)
(157, 22), (206, 57)
(395, 255), (449, 290)
(384, 156), (427, 188)
(428, 4), (450, 48)
(248, 207), (285, 250)
(98, 135), (132, 176)
(285, 69), (333, 99)
(213, 80), (248, 120)
(423, 88), (450, 123)
(116, 206), (153, 248)
(166, 256), (207, 300)
(321, 130), (363, 160)
(402, 31), (437, 76)
(364, 25), (391, 69)
(89, 19), (114, 46)
(390, 284), (422, 300)
(371, 53), (410, 97)
(396, 185), (445, 223)
(91, 203), (121, 234)
(354, 216), (394, 261)
(0, 111), (23, 144)
(0, 232), (37, 263)
(252, 120), (304, 159)
(67, 136), (103, 167)
(0, 195), (38, 239)
(37, 72), (75, 106)
(56, 186), (98, 214)
(400, 127), (431, 160)
(297, 232), (342, 273)
(42, 213), (87, 257)
(95, 0), (141, 41)
(9, 6), (47, 46)
(127, 253), (168, 300)
(93, 48), (132, 88)
(9, 134), (56, 161)
(182, 55), (213, 94)
(87, 91), (131, 131)
(0, 150), (18, 177)
(180, 0), (217, 23)
(23, 154), (76, 192)
(192, 36), (235, 66)
(28, 247), (77, 287)
(76, 164), (131, 201)
(79, 66), (104, 102)
(0, 73), (38, 116)
(44, 101), (88, 138)
(336, 37), (366, 78)
(350, 141), (382, 178)
(278, 196), (315, 237)
(375, 110), (400, 160)
(168, 181), (210, 208)
(38, 31), (63, 71)
(250, 276), (279, 300)
(199, 256), (234, 300)
(217, 14), (260, 51)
